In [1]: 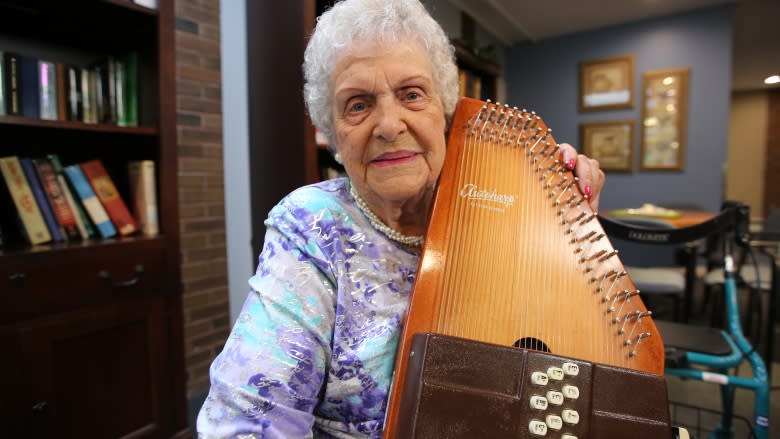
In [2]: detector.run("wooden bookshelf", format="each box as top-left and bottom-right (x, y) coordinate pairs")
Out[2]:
(0, 1), (186, 437)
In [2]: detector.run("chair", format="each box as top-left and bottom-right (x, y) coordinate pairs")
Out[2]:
(599, 202), (771, 439)
(607, 216), (698, 322)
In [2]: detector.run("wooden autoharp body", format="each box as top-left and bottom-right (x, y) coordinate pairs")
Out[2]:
(383, 98), (666, 437)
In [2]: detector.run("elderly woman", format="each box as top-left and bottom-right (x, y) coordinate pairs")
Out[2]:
(198, 0), (605, 437)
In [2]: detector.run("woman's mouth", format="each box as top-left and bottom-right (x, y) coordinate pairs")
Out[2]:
(372, 151), (419, 167)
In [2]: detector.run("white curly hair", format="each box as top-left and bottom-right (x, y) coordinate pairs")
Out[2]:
(303, 0), (459, 144)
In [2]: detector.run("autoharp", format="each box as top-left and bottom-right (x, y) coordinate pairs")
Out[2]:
(382, 98), (666, 437)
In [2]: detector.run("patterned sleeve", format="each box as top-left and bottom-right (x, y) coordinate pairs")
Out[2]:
(197, 224), (337, 438)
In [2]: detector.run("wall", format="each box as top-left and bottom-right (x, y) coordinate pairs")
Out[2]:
(727, 91), (768, 218)
(220, 1), (253, 326)
(506, 6), (733, 212)
(175, 0), (230, 399)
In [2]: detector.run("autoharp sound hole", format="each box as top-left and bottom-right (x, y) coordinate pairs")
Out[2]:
(514, 337), (551, 353)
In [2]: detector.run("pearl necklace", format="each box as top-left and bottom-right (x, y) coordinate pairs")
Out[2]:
(349, 184), (424, 248)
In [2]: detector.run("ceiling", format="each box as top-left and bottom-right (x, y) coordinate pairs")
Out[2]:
(449, 0), (780, 91)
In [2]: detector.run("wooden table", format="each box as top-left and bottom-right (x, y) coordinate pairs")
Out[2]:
(605, 209), (717, 228)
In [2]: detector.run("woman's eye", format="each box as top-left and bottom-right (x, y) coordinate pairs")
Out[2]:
(348, 102), (367, 113)
(405, 91), (420, 101)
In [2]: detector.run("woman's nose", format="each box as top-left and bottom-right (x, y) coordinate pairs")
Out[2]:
(372, 99), (407, 142)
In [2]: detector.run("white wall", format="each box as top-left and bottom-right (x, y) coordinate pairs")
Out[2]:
(220, 1), (252, 324)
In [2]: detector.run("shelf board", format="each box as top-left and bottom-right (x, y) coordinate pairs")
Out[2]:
(0, 115), (157, 135)
(452, 39), (502, 77)
(0, 234), (166, 257)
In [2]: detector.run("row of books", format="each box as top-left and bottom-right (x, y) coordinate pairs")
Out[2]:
(0, 50), (139, 127)
(0, 155), (158, 247)
(458, 68), (482, 100)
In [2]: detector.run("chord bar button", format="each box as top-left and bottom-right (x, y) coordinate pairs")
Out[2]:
(562, 362), (580, 376)
(547, 366), (564, 381)
(531, 371), (549, 385)
(562, 384), (580, 399)
(546, 390), (564, 406)
(530, 395), (549, 410)
(528, 420), (548, 436)
(562, 409), (580, 425)
(545, 414), (563, 430)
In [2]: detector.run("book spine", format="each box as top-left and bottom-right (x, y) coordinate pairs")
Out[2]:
(0, 156), (51, 244)
(4, 52), (21, 115)
(133, 0), (158, 9)
(20, 158), (63, 241)
(38, 60), (58, 120)
(33, 158), (80, 240)
(81, 68), (95, 123)
(124, 51), (138, 127)
(80, 159), (137, 236)
(55, 62), (67, 121)
(128, 160), (159, 236)
(48, 154), (95, 239)
(115, 58), (127, 126)
(66, 65), (83, 121)
(19, 55), (40, 119)
(64, 164), (116, 238)
(0, 50), (5, 116)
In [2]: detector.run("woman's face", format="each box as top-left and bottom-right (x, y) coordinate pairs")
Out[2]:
(330, 40), (447, 209)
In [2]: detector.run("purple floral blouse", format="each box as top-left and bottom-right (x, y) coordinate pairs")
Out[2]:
(197, 178), (419, 438)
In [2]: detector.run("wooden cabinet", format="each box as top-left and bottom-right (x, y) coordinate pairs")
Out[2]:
(0, 1), (186, 437)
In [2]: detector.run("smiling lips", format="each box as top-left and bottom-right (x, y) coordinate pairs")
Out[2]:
(372, 151), (419, 167)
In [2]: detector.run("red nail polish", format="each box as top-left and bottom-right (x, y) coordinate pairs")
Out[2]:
(567, 158), (576, 170)
(584, 185), (592, 200)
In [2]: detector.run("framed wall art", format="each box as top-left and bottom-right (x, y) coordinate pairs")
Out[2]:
(580, 120), (634, 172)
(579, 54), (635, 111)
(639, 67), (689, 171)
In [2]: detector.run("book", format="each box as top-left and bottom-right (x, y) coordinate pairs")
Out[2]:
(48, 154), (95, 239)
(33, 158), (81, 240)
(64, 164), (116, 239)
(65, 65), (83, 121)
(0, 50), (5, 116)
(38, 60), (58, 120)
(128, 160), (158, 236)
(20, 157), (63, 241)
(55, 62), (67, 121)
(81, 68), (97, 123)
(115, 58), (126, 126)
(3, 52), (20, 115)
(94, 58), (117, 124)
(0, 156), (51, 244)
(133, 0), (158, 9)
(80, 159), (137, 236)
(124, 51), (139, 127)
(19, 55), (40, 118)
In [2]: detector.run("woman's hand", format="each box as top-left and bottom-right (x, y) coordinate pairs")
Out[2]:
(560, 143), (605, 211)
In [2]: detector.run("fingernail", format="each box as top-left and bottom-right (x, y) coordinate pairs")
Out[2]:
(567, 158), (576, 170)
(584, 185), (592, 200)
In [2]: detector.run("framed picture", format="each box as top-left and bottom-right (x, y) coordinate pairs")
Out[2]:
(639, 67), (689, 171)
(579, 54), (635, 111)
(580, 120), (634, 172)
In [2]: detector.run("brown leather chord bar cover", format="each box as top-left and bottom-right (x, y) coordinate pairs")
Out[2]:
(395, 333), (673, 439)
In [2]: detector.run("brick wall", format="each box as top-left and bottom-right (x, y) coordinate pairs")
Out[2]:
(174, 0), (230, 399)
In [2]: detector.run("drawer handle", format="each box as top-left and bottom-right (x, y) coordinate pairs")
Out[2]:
(8, 273), (26, 285)
(98, 265), (144, 288)
(32, 401), (49, 415)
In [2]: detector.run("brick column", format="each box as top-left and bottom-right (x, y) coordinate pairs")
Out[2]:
(174, 0), (230, 400)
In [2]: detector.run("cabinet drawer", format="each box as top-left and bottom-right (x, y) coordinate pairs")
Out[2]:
(2, 238), (168, 324)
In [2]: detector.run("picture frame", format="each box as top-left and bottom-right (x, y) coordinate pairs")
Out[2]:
(580, 120), (634, 172)
(639, 67), (689, 171)
(579, 54), (635, 111)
